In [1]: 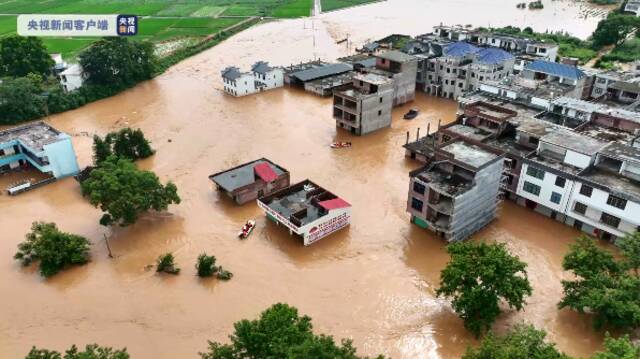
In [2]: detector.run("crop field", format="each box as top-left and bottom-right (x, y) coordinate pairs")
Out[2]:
(0, 0), (317, 60)
(321, 0), (379, 12)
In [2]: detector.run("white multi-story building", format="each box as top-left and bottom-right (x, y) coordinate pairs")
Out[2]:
(221, 61), (284, 97)
(624, 0), (640, 16)
(515, 127), (640, 241)
(221, 66), (257, 97)
(59, 64), (85, 92)
(251, 61), (284, 91)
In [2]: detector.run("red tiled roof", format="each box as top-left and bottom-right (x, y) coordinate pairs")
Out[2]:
(318, 198), (351, 210)
(254, 162), (278, 182)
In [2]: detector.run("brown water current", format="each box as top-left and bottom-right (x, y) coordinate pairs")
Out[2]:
(1, 2), (615, 358)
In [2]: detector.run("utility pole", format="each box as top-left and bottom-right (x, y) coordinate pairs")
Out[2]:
(103, 233), (113, 258)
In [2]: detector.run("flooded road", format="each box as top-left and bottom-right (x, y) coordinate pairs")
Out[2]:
(1, 2), (611, 358)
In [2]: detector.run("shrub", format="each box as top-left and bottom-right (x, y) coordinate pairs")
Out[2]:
(216, 267), (233, 281)
(156, 253), (180, 275)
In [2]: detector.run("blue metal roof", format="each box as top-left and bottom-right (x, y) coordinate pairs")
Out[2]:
(524, 60), (586, 80)
(444, 42), (480, 57)
(475, 48), (514, 65)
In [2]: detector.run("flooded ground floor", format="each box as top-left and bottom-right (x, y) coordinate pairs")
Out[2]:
(0, 3), (615, 357)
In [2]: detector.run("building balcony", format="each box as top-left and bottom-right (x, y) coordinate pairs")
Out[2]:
(427, 197), (453, 214)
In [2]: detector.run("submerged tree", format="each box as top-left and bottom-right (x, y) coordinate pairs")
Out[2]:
(81, 156), (180, 226)
(559, 235), (640, 331)
(25, 344), (129, 359)
(591, 334), (640, 359)
(156, 252), (180, 275)
(14, 222), (91, 278)
(199, 303), (384, 359)
(92, 128), (154, 165)
(196, 253), (218, 277)
(462, 324), (571, 359)
(436, 241), (533, 337)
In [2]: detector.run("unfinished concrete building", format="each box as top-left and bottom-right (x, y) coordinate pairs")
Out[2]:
(367, 50), (418, 106)
(333, 73), (393, 135)
(406, 140), (504, 241)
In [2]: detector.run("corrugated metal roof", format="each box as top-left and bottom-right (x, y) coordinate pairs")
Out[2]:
(524, 60), (586, 80)
(289, 63), (352, 82)
(318, 198), (351, 210)
(444, 42), (480, 57)
(475, 48), (514, 65)
(254, 162), (278, 182)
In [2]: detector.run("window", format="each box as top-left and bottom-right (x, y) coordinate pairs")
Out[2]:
(574, 202), (587, 215)
(413, 182), (426, 194)
(411, 197), (424, 211)
(606, 194), (627, 210)
(378, 110), (382, 116)
(555, 176), (566, 188)
(523, 181), (541, 196)
(526, 166), (545, 180)
(600, 212), (621, 228)
(579, 184), (593, 197)
(379, 97), (383, 103)
(550, 192), (562, 204)
(458, 82), (463, 88)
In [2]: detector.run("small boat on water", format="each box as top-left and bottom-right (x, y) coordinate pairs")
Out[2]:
(238, 220), (256, 239)
(403, 108), (419, 120)
(330, 142), (352, 149)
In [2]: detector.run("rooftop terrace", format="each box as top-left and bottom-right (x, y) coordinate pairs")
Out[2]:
(440, 141), (499, 169)
(0, 122), (64, 152)
(540, 127), (609, 155)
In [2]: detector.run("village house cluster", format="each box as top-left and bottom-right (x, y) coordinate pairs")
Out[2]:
(221, 61), (284, 96)
(217, 24), (640, 244)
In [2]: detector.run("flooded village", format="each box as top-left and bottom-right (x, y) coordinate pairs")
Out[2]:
(1, 0), (639, 358)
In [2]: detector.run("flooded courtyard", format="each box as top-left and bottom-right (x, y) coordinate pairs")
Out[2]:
(0, 1), (614, 358)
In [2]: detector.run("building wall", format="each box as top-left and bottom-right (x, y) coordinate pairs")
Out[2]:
(447, 159), (503, 241)
(359, 87), (393, 135)
(391, 61), (418, 106)
(42, 136), (80, 178)
(254, 69), (284, 90)
(566, 182), (640, 239)
(223, 73), (256, 97)
(230, 173), (290, 205)
(516, 163), (575, 214)
(61, 73), (83, 92)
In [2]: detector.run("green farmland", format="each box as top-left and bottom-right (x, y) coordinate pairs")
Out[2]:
(321, 0), (380, 12)
(0, 0), (319, 59)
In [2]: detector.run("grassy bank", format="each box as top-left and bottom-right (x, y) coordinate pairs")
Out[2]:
(321, 0), (381, 12)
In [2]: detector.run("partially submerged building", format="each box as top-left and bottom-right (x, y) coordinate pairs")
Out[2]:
(209, 158), (290, 205)
(369, 50), (418, 106)
(333, 72), (393, 135)
(284, 61), (353, 96)
(406, 140), (504, 241)
(0, 122), (80, 180)
(59, 64), (85, 92)
(257, 180), (351, 245)
(221, 62), (284, 97)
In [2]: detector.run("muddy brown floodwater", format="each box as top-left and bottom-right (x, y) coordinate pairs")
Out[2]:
(0, 1), (614, 358)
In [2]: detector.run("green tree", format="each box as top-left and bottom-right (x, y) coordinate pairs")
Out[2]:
(81, 156), (180, 226)
(462, 324), (571, 359)
(199, 303), (383, 359)
(436, 241), (533, 337)
(196, 253), (218, 277)
(79, 38), (155, 88)
(559, 236), (640, 331)
(592, 14), (640, 48)
(0, 76), (46, 124)
(591, 334), (640, 359)
(14, 222), (91, 278)
(25, 344), (129, 359)
(617, 231), (640, 275)
(0, 36), (54, 77)
(156, 252), (180, 274)
(92, 128), (154, 165)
